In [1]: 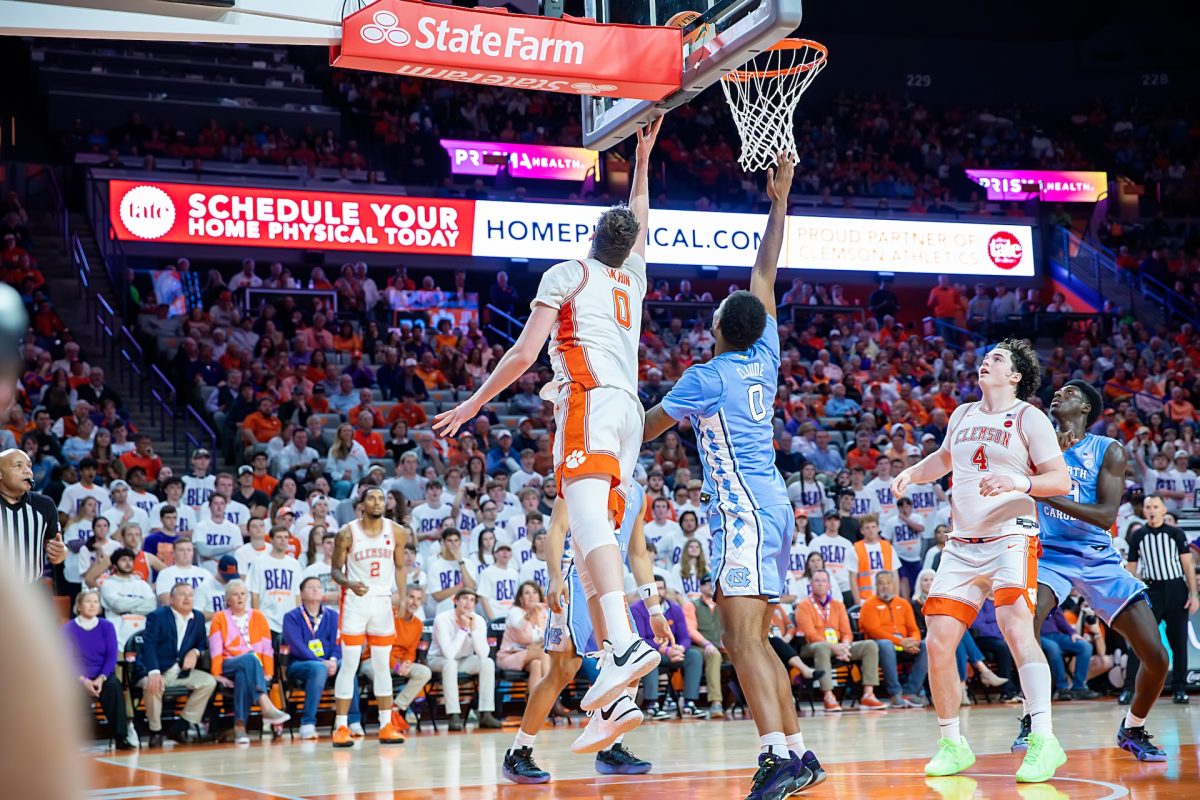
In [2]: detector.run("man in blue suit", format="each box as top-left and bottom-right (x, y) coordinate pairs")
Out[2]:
(136, 583), (217, 747)
(282, 577), (362, 739)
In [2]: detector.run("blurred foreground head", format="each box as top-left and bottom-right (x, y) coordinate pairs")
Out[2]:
(0, 283), (29, 411)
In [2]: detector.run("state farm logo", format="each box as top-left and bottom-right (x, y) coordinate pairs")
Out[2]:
(119, 185), (175, 240)
(358, 11), (586, 66)
(987, 231), (1023, 269)
(361, 10), (411, 47)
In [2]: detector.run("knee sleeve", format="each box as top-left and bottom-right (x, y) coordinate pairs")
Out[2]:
(335, 644), (363, 700)
(564, 476), (618, 558)
(370, 645), (393, 699)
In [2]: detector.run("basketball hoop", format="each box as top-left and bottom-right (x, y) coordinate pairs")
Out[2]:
(720, 38), (828, 172)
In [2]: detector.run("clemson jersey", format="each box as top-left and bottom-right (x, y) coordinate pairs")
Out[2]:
(343, 519), (399, 596)
(944, 401), (1060, 538)
(532, 254), (647, 402)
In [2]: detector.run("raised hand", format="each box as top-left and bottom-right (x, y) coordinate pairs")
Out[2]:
(766, 151), (795, 203)
(635, 117), (664, 161)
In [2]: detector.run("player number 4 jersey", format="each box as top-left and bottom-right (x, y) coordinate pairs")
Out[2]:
(533, 255), (647, 402)
(945, 400), (1060, 537)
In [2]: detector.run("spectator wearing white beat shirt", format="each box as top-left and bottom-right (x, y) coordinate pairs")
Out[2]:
(101, 480), (150, 535)
(57, 458), (110, 520)
(517, 530), (550, 592)
(154, 539), (211, 604)
(233, 517), (271, 577)
(151, 477), (197, 533)
(643, 497), (682, 564)
(879, 496), (926, 597)
(193, 494), (244, 573)
(410, 481), (454, 559)
(476, 543), (520, 620)
(246, 525), (303, 633)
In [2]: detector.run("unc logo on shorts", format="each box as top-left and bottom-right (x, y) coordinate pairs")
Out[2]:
(548, 626), (563, 645)
(724, 567), (752, 588)
(565, 450), (587, 469)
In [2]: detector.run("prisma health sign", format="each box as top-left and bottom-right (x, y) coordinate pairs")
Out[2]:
(109, 180), (474, 255)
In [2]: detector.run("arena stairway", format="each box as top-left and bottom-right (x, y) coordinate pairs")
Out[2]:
(39, 212), (185, 474)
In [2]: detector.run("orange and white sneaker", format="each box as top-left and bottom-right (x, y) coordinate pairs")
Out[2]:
(332, 726), (354, 748)
(379, 722), (406, 745)
(390, 708), (411, 735)
(860, 694), (888, 709)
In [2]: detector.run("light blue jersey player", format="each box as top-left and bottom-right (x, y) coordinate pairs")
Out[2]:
(1010, 379), (1169, 762)
(642, 156), (825, 798)
(656, 315), (791, 599)
(1038, 432), (1147, 624)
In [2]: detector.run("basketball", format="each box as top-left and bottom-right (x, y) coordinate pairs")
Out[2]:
(665, 10), (716, 47)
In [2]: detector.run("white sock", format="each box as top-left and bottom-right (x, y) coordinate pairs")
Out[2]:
(1124, 711), (1147, 730)
(785, 732), (805, 755)
(513, 730), (537, 750)
(759, 731), (788, 758)
(335, 715), (348, 730)
(613, 735), (624, 746)
(599, 591), (635, 648)
(625, 685), (637, 701)
(938, 717), (960, 742)
(1019, 662), (1053, 735)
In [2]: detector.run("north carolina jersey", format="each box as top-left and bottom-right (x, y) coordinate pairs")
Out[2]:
(533, 254), (646, 401)
(1038, 433), (1115, 551)
(662, 315), (789, 513)
(944, 401), (1060, 537)
(343, 519), (398, 596)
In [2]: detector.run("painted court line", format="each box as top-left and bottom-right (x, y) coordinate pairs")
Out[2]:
(95, 759), (309, 800)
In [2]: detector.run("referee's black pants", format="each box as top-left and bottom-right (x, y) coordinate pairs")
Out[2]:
(1126, 578), (1189, 691)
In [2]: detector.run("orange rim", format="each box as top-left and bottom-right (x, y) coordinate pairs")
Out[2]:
(722, 38), (829, 82)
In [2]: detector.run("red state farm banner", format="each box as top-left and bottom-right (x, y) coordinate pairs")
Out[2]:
(108, 180), (474, 255)
(332, 0), (682, 101)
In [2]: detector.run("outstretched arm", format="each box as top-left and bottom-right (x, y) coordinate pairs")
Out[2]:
(432, 304), (557, 437)
(629, 118), (663, 261)
(643, 404), (680, 443)
(1039, 442), (1125, 529)
(749, 153), (794, 321)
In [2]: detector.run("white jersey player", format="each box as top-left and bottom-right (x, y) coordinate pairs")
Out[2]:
(329, 487), (407, 748)
(434, 119), (665, 712)
(891, 339), (1071, 782)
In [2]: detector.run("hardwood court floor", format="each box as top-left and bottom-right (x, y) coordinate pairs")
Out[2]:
(86, 701), (1198, 800)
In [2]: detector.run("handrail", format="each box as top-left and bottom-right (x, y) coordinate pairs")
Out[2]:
(185, 405), (219, 458)
(921, 316), (988, 347)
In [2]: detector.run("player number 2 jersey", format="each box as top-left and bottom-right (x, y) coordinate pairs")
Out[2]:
(1038, 433), (1115, 550)
(343, 519), (398, 596)
(945, 401), (1060, 537)
(533, 255), (647, 401)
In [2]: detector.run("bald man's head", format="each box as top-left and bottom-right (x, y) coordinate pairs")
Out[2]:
(0, 449), (34, 497)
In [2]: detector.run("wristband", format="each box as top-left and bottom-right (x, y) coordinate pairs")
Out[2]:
(1021, 475), (1033, 494)
(638, 583), (656, 602)
(646, 598), (663, 613)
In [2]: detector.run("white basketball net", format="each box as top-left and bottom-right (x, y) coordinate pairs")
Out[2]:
(720, 40), (828, 172)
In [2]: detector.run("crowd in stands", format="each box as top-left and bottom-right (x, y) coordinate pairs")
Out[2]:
(5, 225), (1191, 746)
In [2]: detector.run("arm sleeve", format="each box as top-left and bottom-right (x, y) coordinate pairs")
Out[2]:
(1172, 528), (1189, 555)
(101, 620), (118, 677)
(660, 364), (725, 421)
(139, 613), (161, 674)
(530, 260), (583, 312)
(1127, 529), (1143, 563)
(282, 611), (312, 661)
(1022, 407), (1063, 469)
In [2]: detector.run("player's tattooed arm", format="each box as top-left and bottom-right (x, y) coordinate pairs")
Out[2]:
(330, 525), (368, 596)
(1039, 442), (1126, 529)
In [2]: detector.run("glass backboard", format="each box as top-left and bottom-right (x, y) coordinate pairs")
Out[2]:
(582, 0), (802, 150)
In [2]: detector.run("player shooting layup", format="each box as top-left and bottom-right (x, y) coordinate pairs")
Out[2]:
(643, 155), (825, 800)
(329, 487), (407, 747)
(890, 339), (1071, 783)
(434, 119), (665, 709)
(1007, 379), (1171, 761)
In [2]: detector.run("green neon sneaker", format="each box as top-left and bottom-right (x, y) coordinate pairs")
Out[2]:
(924, 737), (976, 777)
(1015, 731), (1067, 783)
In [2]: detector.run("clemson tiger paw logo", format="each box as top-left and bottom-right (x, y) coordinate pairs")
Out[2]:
(565, 450), (587, 469)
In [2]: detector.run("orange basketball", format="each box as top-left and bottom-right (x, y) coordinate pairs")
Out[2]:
(665, 10), (715, 47)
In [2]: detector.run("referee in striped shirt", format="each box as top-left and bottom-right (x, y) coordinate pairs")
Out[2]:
(0, 449), (65, 585)
(1126, 494), (1199, 704)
